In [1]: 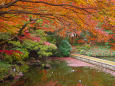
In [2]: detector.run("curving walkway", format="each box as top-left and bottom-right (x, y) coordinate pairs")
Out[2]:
(71, 54), (115, 70)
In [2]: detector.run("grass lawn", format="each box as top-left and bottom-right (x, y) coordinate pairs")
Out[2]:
(72, 44), (115, 62)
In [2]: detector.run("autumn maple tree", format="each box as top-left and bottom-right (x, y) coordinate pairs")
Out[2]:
(0, 0), (114, 44)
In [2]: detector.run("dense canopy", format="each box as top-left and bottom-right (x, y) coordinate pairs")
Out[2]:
(0, 0), (115, 43)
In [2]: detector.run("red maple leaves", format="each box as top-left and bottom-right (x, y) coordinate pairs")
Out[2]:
(18, 32), (41, 42)
(0, 50), (23, 55)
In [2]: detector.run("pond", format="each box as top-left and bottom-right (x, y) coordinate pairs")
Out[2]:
(0, 60), (115, 86)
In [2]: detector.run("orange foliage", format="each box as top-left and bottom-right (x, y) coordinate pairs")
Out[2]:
(0, 0), (114, 42)
(77, 39), (85, 44)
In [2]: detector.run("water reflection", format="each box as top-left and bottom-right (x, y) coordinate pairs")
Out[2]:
(0, 60), (115, 86)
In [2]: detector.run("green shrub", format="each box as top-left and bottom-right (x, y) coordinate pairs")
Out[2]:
(37, 42), (57, 58)
(57, 40), (72, 57)
(22, 39), (57, 58)
(46, 34), (72, 57)
(0, 62), (12, 80)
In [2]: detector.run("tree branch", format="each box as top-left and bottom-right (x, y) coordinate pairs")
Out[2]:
(21, 0), (96, 10)
(20, 0), (96, 14)
(0, 0), (20, 9)
(0, 10), (53, 16)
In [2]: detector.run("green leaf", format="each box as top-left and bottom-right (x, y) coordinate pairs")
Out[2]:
(36, 19), (43, 23)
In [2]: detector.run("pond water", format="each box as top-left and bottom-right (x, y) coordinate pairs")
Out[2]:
(0, 60), (115, 86)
